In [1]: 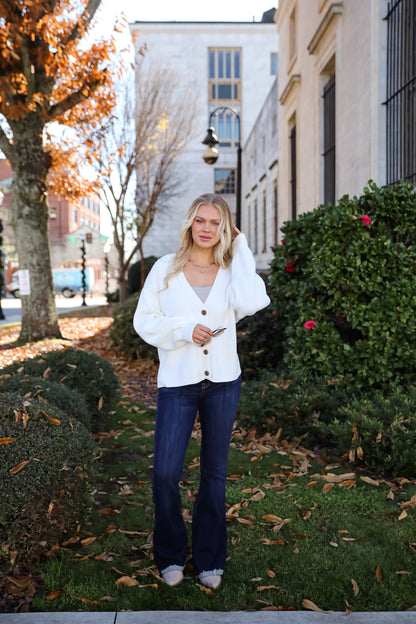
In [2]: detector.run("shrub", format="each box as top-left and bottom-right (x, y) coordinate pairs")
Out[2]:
(0, 348), (120, 427)
(0, 375), (91, 430)
(238, 370), (351, 442)
(270, 181), (416, 391)
(127, 256), (158, 295)
(237, 277), (283, 379)
(0, 392), (96, 570)
(110, 293), (158, 362)
(315, 390), (416, 478)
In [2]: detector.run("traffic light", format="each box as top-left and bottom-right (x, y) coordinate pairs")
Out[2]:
(86, 233), (92, 244)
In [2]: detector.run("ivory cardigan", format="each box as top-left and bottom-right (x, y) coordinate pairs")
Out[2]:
(133, 233), (270, 388)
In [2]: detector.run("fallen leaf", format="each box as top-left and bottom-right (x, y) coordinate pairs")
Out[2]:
(322, 483), (334, 493)
(376, 566), (383, 583)
(351, 579), (359, 596)
(9, 459), (30, 474)
(267, 570), (276, 578)
(115, 576), (139, 587)
(81, 537), (97, 546)
(46, 590), (61, 601)
(330, 542), (338, 548)
(0, 437), (14, 445)
(196, 583), (213, 595)
(263, 514), (282, 523)
(360, 476), (379, 486)
(399, 510), (408, 521)
(256, 585), (281, 591)
(302, 598), (333, 613)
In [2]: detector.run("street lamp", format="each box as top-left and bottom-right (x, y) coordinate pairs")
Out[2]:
(202, 106), (242, 229)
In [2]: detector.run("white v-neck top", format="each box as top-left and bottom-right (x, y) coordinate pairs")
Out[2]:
(133, 234), (270, 388)
(192, 285), (212, 303)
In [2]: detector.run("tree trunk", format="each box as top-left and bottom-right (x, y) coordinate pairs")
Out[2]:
(139, 243), (145, 289)
(117, 247), (127, 303)
(9, 115), (62, 342)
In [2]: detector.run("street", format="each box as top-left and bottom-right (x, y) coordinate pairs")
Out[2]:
(0, 295), (108, 326)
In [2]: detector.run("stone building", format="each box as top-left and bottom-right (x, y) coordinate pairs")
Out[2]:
(274, 0), (415, 235)
(129, 12), (278, 257)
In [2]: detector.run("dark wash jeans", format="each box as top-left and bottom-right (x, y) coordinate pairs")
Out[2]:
(152, 376), (241, 578)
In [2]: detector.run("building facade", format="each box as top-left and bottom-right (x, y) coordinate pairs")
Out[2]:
(275, 0), (390, 233)
(129, 15), (278, 257)
(241, 77), (278, 271)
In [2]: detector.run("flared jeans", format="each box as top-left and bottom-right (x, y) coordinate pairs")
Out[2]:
(152, 376), (241, 578)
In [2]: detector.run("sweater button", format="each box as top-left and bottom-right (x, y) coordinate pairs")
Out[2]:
(201, 309), (207, 315)
(203, 349), (208, 355)
(204, 370), (209, 376)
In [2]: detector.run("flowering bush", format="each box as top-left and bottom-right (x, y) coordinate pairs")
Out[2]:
(269, 181), (416, 390)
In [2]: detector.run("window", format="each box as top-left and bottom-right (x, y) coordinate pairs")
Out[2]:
(385, 0), (416, 183)
(273, 181), (278, 246)
(209, 48), (241, 147)
(214, 169), (236, 194)
(323, 75), (336, 205)
(290, 124), (297, 220)
(73, 209), (78, 224)
(262, 191), (267, 253)
(271, 53), (278, 76)
(254, 199), (258, 254)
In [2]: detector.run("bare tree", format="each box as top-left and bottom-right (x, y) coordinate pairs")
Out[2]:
(95, 63), (197, 302)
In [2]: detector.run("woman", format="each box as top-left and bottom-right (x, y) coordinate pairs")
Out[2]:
(133, 193), (270, 589)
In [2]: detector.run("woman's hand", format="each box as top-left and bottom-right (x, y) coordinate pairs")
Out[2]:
(232, 225), (241, 240)
(192, 324), (213, 345)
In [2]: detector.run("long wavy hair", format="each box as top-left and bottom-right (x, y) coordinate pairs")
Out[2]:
(164, 193), (234, 288)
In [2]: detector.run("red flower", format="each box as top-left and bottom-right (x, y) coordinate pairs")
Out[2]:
(281, 239), (285, 245)
(304, 320), (316, 330)
(361, 214), (372, 226)
(285, 262), (296, 272)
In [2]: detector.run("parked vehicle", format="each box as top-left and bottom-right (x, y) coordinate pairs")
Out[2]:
(7, 268), (95, 298)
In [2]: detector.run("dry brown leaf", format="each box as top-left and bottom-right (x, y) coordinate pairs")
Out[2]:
(302, 598), (333, 613)
(115, 576), (139, 587)
(351, 578), (359, 596)
(330, 542), (338, 548)
(196, 583), (213, 595)
(267, 570), (276, 578)
(360, 476), (379, 486)
(81, 537), (97, 546)
(260, 539), (285, 546)
(73, 596), (100, 605)
(0, 437), (14, 445)
(98, 396), (104, 410)
(40, 408), (61, 426)
(341, 537), (357, 542)
(9, 459), (30, 474)
(322, 483), (334, 493)
(356, 446), (364, 459)
(376, 566), (383, 583)
(321, 472), (355, 483)
(256, 585), (281, 591)
(46, 590), (61, 601)
(398, 510), (408, 521)
(263, 514), (282, 523)
(43, 367), (51, 379)
(61, 537), (79, 546)
(305, 481), (317, 489)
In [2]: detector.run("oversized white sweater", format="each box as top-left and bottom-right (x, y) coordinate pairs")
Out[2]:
(133, 234), (270, 388)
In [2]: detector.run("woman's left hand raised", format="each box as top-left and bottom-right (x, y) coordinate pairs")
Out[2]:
(232, 226), (241, 240)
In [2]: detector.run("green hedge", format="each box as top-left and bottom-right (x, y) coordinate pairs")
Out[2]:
(239, 372), (416, 478)
(1, 348), (120, 427)
(110, 293), (158, 362)
(270, 181), (416, 390)
(0, 392), (96, 570)
(0, 375), (92, 430)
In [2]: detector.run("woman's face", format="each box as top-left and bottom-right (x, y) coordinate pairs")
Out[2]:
(191, 204), (221, 249)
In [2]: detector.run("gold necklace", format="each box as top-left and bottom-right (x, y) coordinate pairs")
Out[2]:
(188, 259), (216, 271)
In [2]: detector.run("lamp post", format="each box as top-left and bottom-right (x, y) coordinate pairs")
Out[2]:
(202, 106), (242, 229)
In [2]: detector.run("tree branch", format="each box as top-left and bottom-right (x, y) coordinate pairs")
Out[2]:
(65, 0), (102, 47)
(47, 77), (104, 121)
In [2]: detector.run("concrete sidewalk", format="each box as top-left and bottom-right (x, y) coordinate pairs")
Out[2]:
(0, 611), (414, 623)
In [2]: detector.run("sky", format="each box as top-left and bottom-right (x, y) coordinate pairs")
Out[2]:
(98, 0), (276, 27)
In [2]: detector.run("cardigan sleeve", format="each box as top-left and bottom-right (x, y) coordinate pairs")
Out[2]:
(133, 259), (196, 351)
(228, 233), (270, 321)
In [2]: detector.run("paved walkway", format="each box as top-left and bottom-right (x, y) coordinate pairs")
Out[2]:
(0, 611), (414, 623)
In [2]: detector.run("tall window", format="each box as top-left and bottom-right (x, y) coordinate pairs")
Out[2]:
(273, 181), (278, 246)
(385, 0), (416, 183)
(254, 198), (258, 254)
(209, 48), (241, 147)
(323, 75), (336, 205)
(290, 125), (297, 220)
(271, 53), (278, 76)
(289, 7), (297, 64)
(262, 191), (267, 253)
(214, 169), (236, 194)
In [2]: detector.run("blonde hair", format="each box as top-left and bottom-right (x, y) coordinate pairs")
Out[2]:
(164, 193), (234, 288)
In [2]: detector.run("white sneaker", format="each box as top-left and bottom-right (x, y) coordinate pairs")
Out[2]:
(200, 574), (221, 589)
(162, 570), (184, 586)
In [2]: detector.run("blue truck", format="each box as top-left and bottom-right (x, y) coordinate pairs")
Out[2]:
(7, 268), (95, 298)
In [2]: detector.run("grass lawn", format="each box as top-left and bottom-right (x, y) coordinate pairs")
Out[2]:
(33, 400), (416, 613)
